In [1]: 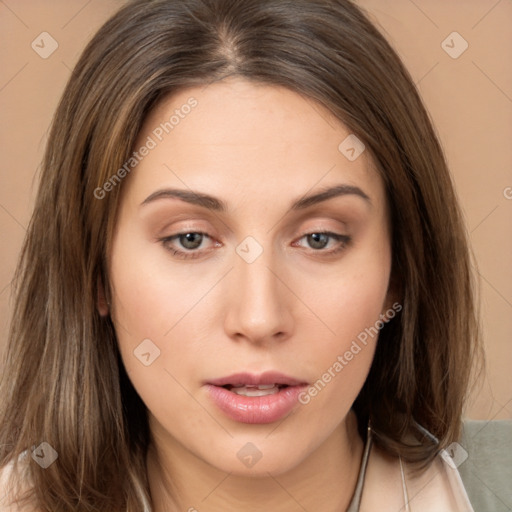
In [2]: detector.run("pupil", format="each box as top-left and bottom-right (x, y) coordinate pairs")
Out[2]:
(308, 233), (329, 249)
(180, 233), (203, 249)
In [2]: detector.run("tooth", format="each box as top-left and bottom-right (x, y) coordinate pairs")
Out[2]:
(231, 385), (280, 397)
(230, 384), (278, 390)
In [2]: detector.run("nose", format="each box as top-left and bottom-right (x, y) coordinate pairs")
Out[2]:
(223, 251), (294, 345)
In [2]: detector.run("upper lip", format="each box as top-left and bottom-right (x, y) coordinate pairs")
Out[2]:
(207, 371), (307, 387)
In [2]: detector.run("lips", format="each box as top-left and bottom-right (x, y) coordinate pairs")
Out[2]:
(205, 371), (308, 424)
(207, 371), (306, 388)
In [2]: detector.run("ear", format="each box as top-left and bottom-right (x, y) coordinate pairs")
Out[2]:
(97, 276), (110, 317)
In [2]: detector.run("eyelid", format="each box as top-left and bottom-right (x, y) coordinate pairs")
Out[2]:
(154, 217), (214, 237)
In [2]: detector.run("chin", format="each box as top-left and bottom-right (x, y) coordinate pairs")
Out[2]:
(201, 435), (315, 477)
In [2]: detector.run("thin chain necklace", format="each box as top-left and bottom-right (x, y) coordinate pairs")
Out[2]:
(346, 425), (410, 511)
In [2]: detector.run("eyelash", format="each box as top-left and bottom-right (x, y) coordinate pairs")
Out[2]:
(160, 231), (351, 260)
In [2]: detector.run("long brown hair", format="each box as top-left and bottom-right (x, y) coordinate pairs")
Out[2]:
(0, 0), (481, 510)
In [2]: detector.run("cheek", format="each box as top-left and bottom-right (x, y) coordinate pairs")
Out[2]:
(292, 239), (391, 404)
(108, 226), (219, 338)
(107, 228), (230, 413)
(294, 276), (383, 408)
(297, 244), (391, 353)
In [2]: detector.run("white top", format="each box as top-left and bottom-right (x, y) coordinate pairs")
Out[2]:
(0, 444), (475, 511)
(347, 427), (475, 511)
(355, 442), (475, 511)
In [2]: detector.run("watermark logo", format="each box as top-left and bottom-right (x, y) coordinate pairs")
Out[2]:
(31, 32), (58, 59)
(237, 442), (263, 468)
(236, 236), (264, 264)
(134, 338), (161, 366)
(338, 134), (366, 162)
(441, 32), (468, 59)
(441, 442), (468, 469)
(31, 442), (58, 468)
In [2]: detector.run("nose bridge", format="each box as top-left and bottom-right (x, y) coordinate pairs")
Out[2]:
(224, 243), (293, 343)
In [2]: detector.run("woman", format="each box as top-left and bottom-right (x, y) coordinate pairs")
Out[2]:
(0, 0), (496, 510)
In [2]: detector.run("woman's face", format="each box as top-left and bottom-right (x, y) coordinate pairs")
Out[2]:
(108, 79), (393, 476)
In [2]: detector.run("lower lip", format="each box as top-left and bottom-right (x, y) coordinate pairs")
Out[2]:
(206, 384), (307, 424)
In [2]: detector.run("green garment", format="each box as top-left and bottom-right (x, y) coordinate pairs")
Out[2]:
(459, 419), (512, 512)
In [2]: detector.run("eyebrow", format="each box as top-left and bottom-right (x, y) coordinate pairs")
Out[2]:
(141, 184), (371, 211)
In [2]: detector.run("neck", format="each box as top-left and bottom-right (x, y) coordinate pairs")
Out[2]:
(147, 411), (364, 512)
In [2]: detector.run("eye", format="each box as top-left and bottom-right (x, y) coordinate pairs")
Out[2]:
(177, 232), (204, 250)
(293, 231), (351, 255)
(160, 230), (350, 260)
(160, 232), (220, 259)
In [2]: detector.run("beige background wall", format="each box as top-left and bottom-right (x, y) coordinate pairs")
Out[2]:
(0, 0), (510, 420)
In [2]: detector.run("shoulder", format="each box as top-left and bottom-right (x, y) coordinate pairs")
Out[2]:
(0, 453), (38, 512)
(458, 419), (512, 511)
(0, 459), (19, 511)
(360, 440), (475, 511)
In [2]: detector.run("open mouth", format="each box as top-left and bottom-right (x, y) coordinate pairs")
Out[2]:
(206, 373), (308, 424)
(222, 384), (289, 397)
(207, 383), (306, 423)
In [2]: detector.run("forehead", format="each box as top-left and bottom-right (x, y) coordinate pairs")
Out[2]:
(124, 79), (386, 212)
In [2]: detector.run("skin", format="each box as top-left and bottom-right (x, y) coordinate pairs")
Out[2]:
(107, 79), (394, 512)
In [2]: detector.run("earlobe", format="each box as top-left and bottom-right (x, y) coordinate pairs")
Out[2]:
(97, 276), (110, 317)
